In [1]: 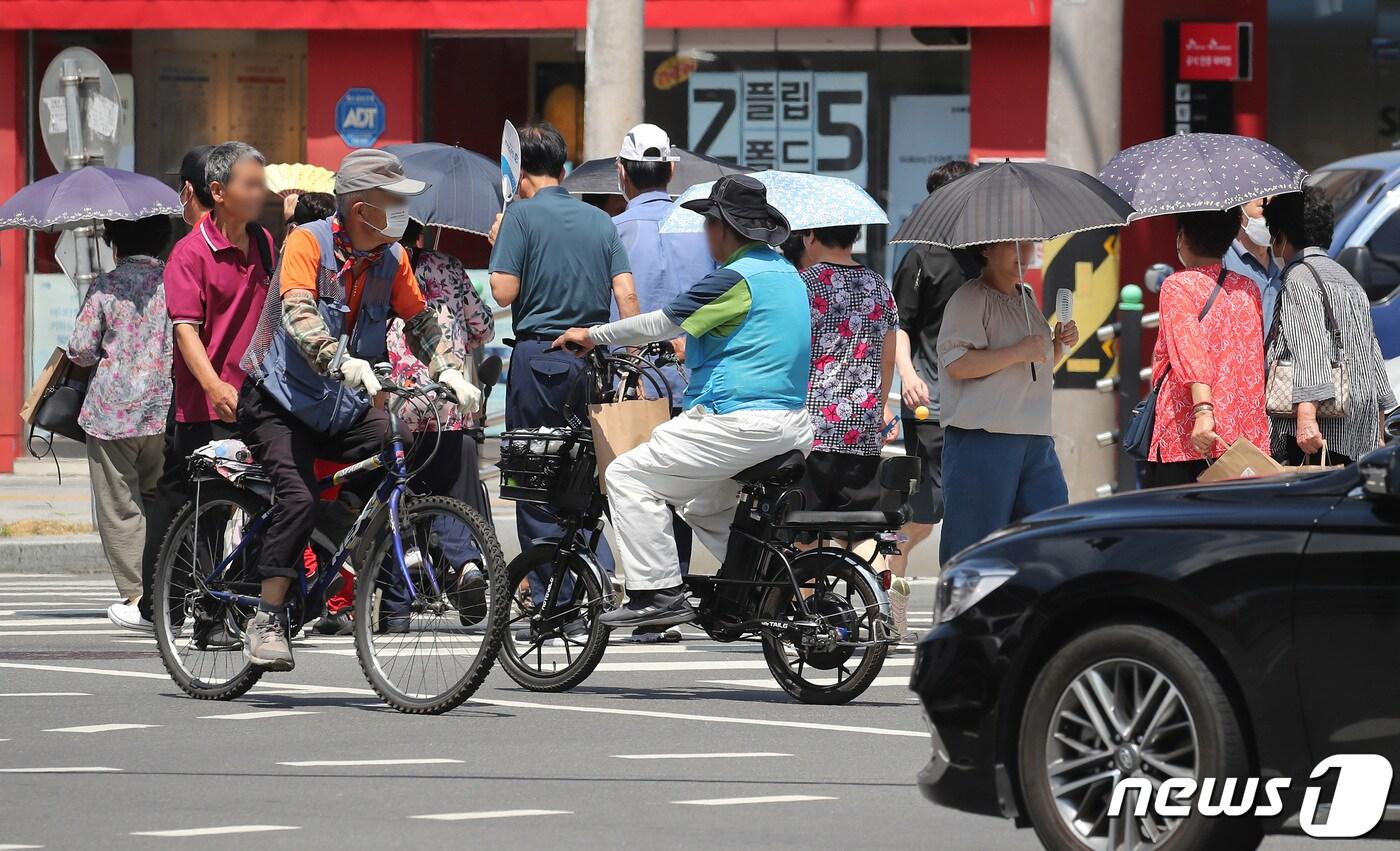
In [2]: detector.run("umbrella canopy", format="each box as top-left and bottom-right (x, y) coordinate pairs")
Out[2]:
(380, 143), (502, 237)
(562, 148), (753, 198)
(264, 162), (336, 197)
(0, 166), (181, 231)
(660, 169), (888, 234)
(1098, 133), (1307, 221)
(889, 160), (1133, 248)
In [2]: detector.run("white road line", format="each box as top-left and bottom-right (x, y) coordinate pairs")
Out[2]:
(0, 618), (110, 627)
(0, 844), (44, 849)
(44, 723), (160, 734)
(0, 630), (132, 637)
(699, 676), (910, 690)
(612, 752), (790, 760)
(673, 795), (836, 806)
(591, 658), (914, 672)
(411, 809), (571, 821)
(0, 591), (119, 597)
(0, 692), (92, 697)
(0, 662), (930, 739)
(199, 710), (319, 721)
(131, 826), (300, 838)
(0, 766), (122, 773)
(277, 758), (463, 767)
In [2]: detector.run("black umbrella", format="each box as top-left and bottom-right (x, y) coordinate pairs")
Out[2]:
(380, 143), (501, 237)
(562, 148), (753, 198)
(889, 160), (1133, 248)
(1097, 132), (1307, 221)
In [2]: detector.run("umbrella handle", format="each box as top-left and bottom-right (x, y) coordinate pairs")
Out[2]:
(1017, 243), (1038, 382)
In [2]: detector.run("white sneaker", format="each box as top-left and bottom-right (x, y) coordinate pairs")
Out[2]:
(889, 576), (911, 640)
(107, 601), (154, 632)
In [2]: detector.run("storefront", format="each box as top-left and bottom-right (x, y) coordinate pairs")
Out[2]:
(0, 1), (1272, 471)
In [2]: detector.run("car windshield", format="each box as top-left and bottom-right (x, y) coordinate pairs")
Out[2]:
(1310, 168), (1384, 218)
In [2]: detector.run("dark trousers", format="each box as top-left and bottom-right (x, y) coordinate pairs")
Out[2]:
(412, 429), (487, 566)
(1141, 459), (1209, 489)
(138, 415), (239, 621)
(236, 382), (393, 582)
(903, 420), (946, 525)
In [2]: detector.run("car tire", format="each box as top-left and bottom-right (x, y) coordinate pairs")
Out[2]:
(1017, 622), (1262, 851)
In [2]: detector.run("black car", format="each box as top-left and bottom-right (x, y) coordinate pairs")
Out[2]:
(912, 444), (1400, 850)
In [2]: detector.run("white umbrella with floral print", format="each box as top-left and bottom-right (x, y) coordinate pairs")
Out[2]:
(659, 169), (887, 234)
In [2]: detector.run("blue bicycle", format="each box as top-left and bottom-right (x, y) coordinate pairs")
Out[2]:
(152, 367), (509, 715)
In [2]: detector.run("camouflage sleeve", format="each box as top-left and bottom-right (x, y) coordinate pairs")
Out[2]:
(281, 288), (339, 374)
(402, 307), (464, 379)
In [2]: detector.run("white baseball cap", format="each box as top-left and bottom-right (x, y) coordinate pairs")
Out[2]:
(618, 124), (679, 163)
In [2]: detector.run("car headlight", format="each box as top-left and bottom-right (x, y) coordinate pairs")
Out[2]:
(935, 559), (1017, 624)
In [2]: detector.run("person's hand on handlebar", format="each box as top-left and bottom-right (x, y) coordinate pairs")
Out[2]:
(551, 326), (596, 355)
(437, 368), (482, 411)
(339, 357), (382, 397)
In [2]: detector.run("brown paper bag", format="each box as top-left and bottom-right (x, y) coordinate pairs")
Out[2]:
(589, 398), (672, 494)
(1284, 443), (1344, 475)
(1196, 438), (1286, 483)
(19, 347), (69, 424)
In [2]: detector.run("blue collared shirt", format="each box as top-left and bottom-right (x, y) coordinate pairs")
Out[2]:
(611, 190), (717, 401)
(1223, 238), (1281, 337)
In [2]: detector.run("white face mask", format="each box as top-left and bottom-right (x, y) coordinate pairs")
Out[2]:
(362, 202), (410, 240)
(1243, 214), (1271, 247)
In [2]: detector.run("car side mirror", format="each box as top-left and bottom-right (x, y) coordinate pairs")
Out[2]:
(1360, 446), (1400, 499)
(1338, 246), (1384, 299)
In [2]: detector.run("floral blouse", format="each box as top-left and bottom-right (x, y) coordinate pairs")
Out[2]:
(1148, 264), (1268, 463)
(66, 256), (173, 441)
(386, 249), (495, 432)
(803, 262), (898, 454)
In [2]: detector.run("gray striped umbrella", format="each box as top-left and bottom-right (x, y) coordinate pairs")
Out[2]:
(889, 160), (1133, 248)
(1097, 133), (1307, 221)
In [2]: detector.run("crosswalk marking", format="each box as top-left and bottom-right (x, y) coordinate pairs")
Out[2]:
(0, 692), (92, 697)
(613, 752), (790, 760)
(277, 758), (462, 767)
(44, 723), (160, 734)
(673, 795), (836, 806)
(700, 676), (910, 690)
(199, 710), (319, 721)
(411, 809), (571, 821)
(131, 825), (300, 838)
(0, 766), (122, 773)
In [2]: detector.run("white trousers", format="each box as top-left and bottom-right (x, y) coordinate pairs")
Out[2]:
(605, 406), (813, 591)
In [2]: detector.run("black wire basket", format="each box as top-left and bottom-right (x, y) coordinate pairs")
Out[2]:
(497, 429), (597, 510)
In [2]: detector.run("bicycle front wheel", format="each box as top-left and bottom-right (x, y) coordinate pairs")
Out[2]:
(354, 494), (508, 714)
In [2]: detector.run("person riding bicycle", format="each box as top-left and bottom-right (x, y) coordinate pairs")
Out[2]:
(553, 175), (814, 628)
(237, 149), (480, 671)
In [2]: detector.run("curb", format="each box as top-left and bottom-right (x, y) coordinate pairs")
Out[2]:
(0, 534), (109, 575)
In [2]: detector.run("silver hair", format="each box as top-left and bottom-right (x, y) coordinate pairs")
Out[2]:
(335, 189), (373, 220)
(205, 141), (265, 189)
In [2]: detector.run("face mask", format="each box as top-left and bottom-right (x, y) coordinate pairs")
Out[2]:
(361, 202), (410, 240)
(1243, 214), (1271, 247)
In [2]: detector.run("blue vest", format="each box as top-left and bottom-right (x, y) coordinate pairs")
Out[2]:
(685, 248), (811, 413)
(253, 218), (398, 434)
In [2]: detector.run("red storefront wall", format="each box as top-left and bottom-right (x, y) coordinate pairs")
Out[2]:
(0, 32), (26, 472)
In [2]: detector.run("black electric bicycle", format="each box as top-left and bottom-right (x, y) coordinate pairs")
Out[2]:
(495, 347), (919, 704)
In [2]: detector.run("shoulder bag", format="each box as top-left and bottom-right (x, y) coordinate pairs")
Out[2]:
(1123, 267), (1227, 461)
(1264, 260), (1349, 418)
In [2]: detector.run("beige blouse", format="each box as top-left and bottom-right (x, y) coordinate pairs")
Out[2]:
(936, 279), (1055, 436)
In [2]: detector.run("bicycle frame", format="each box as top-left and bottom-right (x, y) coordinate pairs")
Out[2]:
(195, 392), (445, 610)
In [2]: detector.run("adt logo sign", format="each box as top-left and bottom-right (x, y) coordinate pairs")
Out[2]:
(336, 88), (385, 148)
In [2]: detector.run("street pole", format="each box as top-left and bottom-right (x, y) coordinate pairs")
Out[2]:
(1044, 0), (1124, 501)
(583, 0), (645, 161)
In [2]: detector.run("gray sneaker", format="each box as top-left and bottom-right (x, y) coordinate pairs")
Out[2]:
(244, 611), (295, 672)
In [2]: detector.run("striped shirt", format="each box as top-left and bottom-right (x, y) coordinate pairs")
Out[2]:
(1265, 247), (1396, 460)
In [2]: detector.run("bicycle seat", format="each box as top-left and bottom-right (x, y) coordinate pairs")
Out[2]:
(781, 509), (906, 531)
(732, 450), (806, 485)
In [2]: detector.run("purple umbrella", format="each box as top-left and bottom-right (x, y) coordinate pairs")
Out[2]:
(0, 166), (181, 231)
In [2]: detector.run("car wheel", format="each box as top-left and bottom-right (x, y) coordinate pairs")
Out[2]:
(1017, 623), (1261, 851)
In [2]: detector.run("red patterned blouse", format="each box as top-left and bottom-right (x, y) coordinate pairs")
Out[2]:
(1148, 264), (1268, 463)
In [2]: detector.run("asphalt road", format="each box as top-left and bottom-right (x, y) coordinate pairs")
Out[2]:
(0, 574), (1389, 850)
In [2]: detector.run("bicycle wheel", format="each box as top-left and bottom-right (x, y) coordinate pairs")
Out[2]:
(758, 550), (889, 705)
(153, 480), (267, 700)
(499, 544), (610, 692)
(354, 494), (508, 714)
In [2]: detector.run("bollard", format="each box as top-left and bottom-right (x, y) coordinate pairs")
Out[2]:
(1116, 284), (1145, 492)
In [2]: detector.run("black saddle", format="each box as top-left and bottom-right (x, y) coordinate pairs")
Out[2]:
(732, 450), (806, 486)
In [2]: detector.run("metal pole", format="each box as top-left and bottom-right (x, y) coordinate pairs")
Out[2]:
(583, 0), (645, 160)
(1045, 0), (1124, 502)
(1116, 285), (1144, 491)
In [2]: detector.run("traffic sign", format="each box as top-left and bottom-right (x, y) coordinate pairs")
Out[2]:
(336, 87), (386, 148)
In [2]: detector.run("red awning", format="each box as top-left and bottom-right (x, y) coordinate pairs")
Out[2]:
(3, 0), (1048, 30)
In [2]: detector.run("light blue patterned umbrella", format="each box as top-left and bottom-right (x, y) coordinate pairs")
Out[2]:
(659, 169), (887, 233)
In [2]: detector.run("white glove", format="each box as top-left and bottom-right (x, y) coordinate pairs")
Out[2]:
(339, 357), (382, 397)
(438, 368), (482, 411)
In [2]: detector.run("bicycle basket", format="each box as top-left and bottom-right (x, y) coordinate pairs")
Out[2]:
(497, 428), (597, 510)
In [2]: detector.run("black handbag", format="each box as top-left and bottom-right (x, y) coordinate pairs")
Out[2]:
(31, 354), (90, 444)
(1123, 267), (1228, 461)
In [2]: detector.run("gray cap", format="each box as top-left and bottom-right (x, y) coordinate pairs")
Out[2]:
(334, 149), (428, 196)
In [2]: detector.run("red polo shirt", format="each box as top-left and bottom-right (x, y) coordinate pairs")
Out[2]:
(163, 213), (274, 423)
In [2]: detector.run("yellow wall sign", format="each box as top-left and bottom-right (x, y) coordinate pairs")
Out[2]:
(1042, 230), (1121, 387)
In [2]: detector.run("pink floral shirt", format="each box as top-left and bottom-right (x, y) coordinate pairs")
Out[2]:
(803, 262), (898, 454)
(66, 256), (173, 441)
(386, 249), (495, 432)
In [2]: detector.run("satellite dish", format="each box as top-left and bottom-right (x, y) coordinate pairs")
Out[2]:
(38, 47), (121, 171)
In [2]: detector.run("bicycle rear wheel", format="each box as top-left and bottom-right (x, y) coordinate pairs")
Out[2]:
(153, 481), (266, 700)
(498, 544), (611, 692)
(354, 495), (508, 714)
(758, 550), (889, 705)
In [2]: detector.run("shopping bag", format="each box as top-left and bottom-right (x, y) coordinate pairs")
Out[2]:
(1283, 442), (1344, 475)
(1196, 438), (1285, 483)
(588, 398), (671, 495)
(19, 347), (68, 423)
